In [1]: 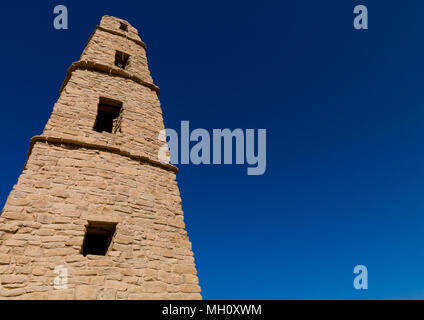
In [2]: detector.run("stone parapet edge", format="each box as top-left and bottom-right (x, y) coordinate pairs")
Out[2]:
(96, 25), (147, 49)
(25, 135), (178, 173)
(59, 60), (160, 95)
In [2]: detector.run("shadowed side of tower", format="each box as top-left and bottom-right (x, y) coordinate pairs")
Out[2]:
(0, 16), (201, 300)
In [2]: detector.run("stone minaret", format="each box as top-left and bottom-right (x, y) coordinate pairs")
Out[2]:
(0, 16), (201, 300)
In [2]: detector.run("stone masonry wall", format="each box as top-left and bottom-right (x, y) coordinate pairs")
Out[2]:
(0, 15), (201, 299)
(0, 142), (201, 299)
(43, 69), (164, 162)
(80, 20), (153, 84)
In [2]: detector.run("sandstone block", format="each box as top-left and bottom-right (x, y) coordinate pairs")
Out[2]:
(1, 275), (28, 284)
(0, 254), (10, 265)
(75, 285), (99, 300)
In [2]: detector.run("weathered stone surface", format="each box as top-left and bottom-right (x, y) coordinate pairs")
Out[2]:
(1, 275), (28, 284)
(0, 15), (200, 300)
(0, 288), (26, 297)
(75, 285), (99, 300)
(173, 264), (198, 275)
(0, 254), (10, 265)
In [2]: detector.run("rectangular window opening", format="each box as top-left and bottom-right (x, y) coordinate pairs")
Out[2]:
(119, 22), (128, 31)
(81, 221), (117, 256)
(115, 50), (130, 69)
(93, 97), (123, 133)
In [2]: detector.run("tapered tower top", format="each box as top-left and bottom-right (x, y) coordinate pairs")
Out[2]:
(77, 16), (155, 87)
(38, 15), (174, 172)
(99, 15), (142, 40)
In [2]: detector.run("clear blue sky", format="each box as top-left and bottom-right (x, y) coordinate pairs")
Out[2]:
(1, 0), (424, 299)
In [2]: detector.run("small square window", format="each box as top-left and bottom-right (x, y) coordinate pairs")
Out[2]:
(81, 221), (117, 256)
(119, 22), (128, 31)
(115, 51), (130, 69)
(93, 97), (123, 134)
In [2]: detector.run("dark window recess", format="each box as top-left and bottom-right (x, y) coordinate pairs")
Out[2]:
(115, 51), (130, 69)
(119, 22), (128, 31)
(81, 221), (117, 256)
(93, 97), (123, 133)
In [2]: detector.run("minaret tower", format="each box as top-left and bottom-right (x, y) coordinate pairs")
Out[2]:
(0, 16), (201, 300)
